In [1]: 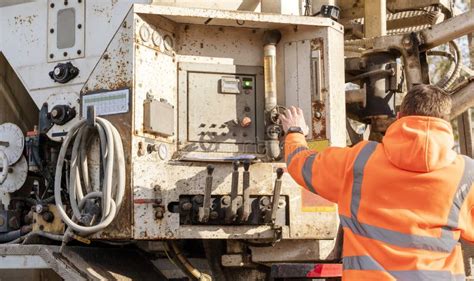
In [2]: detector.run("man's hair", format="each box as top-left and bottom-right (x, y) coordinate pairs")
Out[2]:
(399, 84), (452, 121)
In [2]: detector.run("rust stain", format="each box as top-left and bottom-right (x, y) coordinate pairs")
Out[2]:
(312, 101), (326, 140)
(14, 15), (37, 25)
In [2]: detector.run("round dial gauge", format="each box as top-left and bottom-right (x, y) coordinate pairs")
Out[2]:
(0, 155), (28, 193)
(0, 123), (24, 165)
(158, 143), (168, 160)
(163, 35), (174, 51)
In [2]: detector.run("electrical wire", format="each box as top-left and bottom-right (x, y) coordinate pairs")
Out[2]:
(54, 117), (125, 236)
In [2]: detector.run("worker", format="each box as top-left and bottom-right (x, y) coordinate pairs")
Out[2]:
(280, 84), (473, 281)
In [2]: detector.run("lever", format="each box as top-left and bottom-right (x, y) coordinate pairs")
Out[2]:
(198, 165), (214, 223)
(225, 161), (240, 223)
(266, 168), (284, 224)
(240, 160), (251, 222)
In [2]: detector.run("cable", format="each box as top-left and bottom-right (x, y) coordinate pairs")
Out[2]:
(54, 117), (125, 236)
(167, 241), (212, 281)
(433, 41), (462, 91)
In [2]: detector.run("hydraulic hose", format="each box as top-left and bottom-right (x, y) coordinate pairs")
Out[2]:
(54, 117), (125, 236)
(0, 150), (8, 185)
(429, 41), (462, 91)
(167, 241), (212, 281)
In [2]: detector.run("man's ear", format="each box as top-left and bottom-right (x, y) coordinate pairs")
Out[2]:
(396, 112), (400, 119)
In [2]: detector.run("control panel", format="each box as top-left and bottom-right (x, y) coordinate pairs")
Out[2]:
(178, 63), (264, 154)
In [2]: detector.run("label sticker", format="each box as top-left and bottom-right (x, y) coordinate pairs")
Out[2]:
(82, 89), (129, 117)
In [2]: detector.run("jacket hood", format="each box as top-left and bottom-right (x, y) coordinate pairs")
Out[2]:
(382, 116), (457, 172)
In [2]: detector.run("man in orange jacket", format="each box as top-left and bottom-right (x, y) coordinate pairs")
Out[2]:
(280, 84), (473, 280)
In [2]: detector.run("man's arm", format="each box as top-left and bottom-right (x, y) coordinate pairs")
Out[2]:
(281, 106), (353, 203)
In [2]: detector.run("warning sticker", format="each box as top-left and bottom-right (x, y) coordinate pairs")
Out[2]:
(82, 89), (129, 117)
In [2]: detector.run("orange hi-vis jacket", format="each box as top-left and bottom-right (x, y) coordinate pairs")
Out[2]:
(285, 116), (474, 281)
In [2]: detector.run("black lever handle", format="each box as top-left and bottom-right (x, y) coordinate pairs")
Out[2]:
(226, 161), (240, 223)
(199, 165), (214, 223)
(240, 160), (251, 222)
(266, 168), (284, 224)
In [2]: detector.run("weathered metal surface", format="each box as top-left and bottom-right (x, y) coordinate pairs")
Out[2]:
(0, 245), (167, 280)
(80, 11), (135, 240)
(250, 239), (338, 262)
(0, 0), (148, 108)
(0, 53), (38, 131)
(130, 8), (341, 243)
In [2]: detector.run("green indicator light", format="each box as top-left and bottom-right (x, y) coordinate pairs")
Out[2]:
(244, 81), (251, 86)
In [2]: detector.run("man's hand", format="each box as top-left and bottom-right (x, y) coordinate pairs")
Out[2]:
(279, 106), (310, 135)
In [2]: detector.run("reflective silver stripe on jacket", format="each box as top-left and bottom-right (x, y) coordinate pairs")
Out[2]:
(286, 146), (309, 166)
(343, 256), (466, 281)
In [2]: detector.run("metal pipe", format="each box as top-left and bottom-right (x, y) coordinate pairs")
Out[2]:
(263, 30), (282, 161)
(450, 79), (474, 120)
(420, 9), (474, 51)
(167, 241), (212, 281)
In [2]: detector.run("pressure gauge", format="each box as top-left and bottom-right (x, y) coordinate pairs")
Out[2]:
(0, 155), (28, 193)
(158, 143), (168, 160)
(163, 35), (174, 51)
(0, 123), (24, 165)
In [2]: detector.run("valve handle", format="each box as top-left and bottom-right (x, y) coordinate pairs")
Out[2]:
(207, 164), (215, 176)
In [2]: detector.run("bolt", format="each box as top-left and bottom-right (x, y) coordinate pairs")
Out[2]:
(240, 116), (252, 128)
(155, 208), (164, 219)
(210, 211), (219, 220)
(402, 37), (412, 47)
(181, 202), (193, 211)
(314, 111), (322, 119)
(259, 196), (270, 206)
(35, 204), (43, 214)
(51, 109), (59, 118)
(221, 196), (231, 206)
(42, 211), (54, 223)
(193, 195), (204, 204)
(50, 28), (54, 33)
(77, 24), (82, 29)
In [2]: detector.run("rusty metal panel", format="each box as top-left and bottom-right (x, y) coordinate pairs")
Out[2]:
(80, 11), (135, 239)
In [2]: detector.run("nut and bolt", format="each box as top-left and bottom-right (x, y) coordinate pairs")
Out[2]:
(42, 211), (55, 223)
(181, 202), (193, 211)
(193, 195), (204, 204)
(259, 196), (270, 206)
(155, 207), (164, 219)
(314, 111), (322, 120)
(221, 196), (231, 206)
(210, 211), (219, 220)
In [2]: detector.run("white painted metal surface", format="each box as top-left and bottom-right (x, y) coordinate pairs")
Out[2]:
(0, 255), (49, 269)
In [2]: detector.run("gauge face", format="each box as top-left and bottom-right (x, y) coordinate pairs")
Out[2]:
(158, 143), (168, 160)
(152, 30), (162, 47)
(0, 123), (24, 165)
(163, 34), (174, 51)
(0, 155), (27, 193)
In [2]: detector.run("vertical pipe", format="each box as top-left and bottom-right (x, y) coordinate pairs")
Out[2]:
(264, 44), (278, 112)
(263, 30), (282, 160)
(364, 0), (386, 38)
